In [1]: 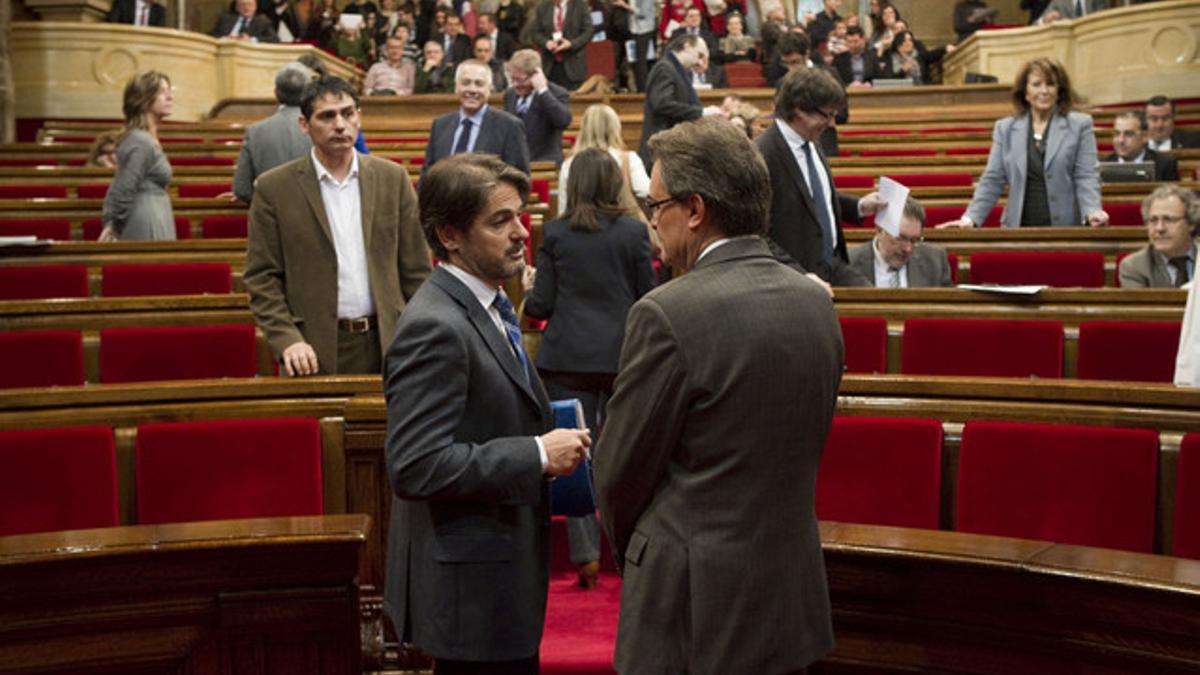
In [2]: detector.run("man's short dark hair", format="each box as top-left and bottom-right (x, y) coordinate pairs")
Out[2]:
(1146, 94), (1175, 114)
(668, 33), (699, 53)
(275, 63), (311, 107)
(846, 26), (864, 37)
(774, 66), (845, 122)
(647, 117), (772, 238)
(300, 76), (359, 119)
(777, 31), (810, 57)
(1114, 109), (1148, 132)
(472, 33), (493, 47)
(418, 153), (531, 259)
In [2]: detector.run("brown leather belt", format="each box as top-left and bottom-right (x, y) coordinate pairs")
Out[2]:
(337, 315), (377, 334)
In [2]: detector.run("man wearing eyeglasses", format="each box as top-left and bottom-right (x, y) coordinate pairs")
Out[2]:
(1119, 185), (1199, 288)
(757, 66), (884, 286)
(849, 197), (953, 288)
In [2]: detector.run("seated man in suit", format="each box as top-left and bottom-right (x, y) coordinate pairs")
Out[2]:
(106, 0), (165, 27)
(423, 60), (531, 175)
(210, 0), (279, 42)
(1146, 95), (1200, 153)
(364, 34), (417, 96)
(473, 34), (508, 93)
(1119, 185), (1199, 288)
(670, 7), (719, 62)
(832, 27), (878, 87)
(848, 197), (953, 288)
(503, 49), (571, 165)
(689, 43), (728, 89)
(1105, 111), (1179, 182)
(433, 12), (472, 66)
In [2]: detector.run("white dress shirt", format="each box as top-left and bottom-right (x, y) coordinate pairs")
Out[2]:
(1148, 138), (1174, 152)
(776, 118), (839, 250)
(311, 149), (375, 319)
(871, 238), (908, 288)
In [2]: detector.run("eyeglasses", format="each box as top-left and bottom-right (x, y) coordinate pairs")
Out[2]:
(895, 234), (924, 246)
(644, 195), (681, 217)
(1146, 215), (1186, 226)
(806, 108), (839, 123)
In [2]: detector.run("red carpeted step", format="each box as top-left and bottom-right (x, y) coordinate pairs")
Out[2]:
(541, 571), (621, 674)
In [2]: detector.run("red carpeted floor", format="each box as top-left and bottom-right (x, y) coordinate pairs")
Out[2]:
(542, 516), (620, 674)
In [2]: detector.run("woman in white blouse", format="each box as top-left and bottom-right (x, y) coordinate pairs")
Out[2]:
(557, 104), (650, 216)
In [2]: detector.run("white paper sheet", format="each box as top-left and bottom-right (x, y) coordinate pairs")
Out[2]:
(875, 176), (910, 236)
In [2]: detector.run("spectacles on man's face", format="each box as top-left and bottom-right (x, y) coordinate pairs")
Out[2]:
(807, 108), (839, 123)
(894, 234), (923, 246)
(644, 195), (681, 217)
(1146, 215), (1186, 227)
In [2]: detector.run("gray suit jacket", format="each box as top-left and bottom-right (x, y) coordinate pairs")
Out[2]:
(1119, 240), (1198, 288)
(848, 239), (954, 287)
(503, 82), (573, 164)
(383, 266), (552, 661)
(422, 106), (531, 175)
(530, 0), (594, 84)
(232, 105), (311, 203)
(966, 111), (1102, 227)
(594, 237), (841, 673)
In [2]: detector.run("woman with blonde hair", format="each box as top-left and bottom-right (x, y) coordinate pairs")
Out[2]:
(100, 70), (175, 242)
(557, 103), (650, 217)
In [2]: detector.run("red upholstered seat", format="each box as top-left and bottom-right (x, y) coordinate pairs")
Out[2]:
(0, 330), (84, 388)
(135, 417), (323, 524)
(0, 264), (88, 300)
(841, 129), (909, 136)
(945, 147), (992, 156)
(901, 318), (1063, 378)
(839, 317), (887, 374)
(77, 183), (109, 199)
(889, 172), (973, 187)
(82, 217), (191, 240)
(174, 216), (193, 239)
(919, 126), (989, 134)
(1174, 433), (1200, 559)
(817, 416), (942, 529)
(530, 179), (551, 205)
(101, 262), (232, 297)
(0, 219), (72, 239)
(858, 148), (938, 157)
(168, 156), (234, 166)
(956, 421), (1158, 553)
(1076, 321), (1181, 383)
(409, 156), (425, 166)
(177, 183), (231, 198)
(0, 185), (68, 198)
(99, 324), (258, 383)
(584, 40), (616, 80)
(1114, 251), (1130, 287)
(725, 61), (767, 87)
(969, 251), (1105, 287)
(200, 215), (248, 238)
(0, 158), (58, 167)
(0, 426), (118, 536)
(833, 174), (874, 189)
(1105, 202), (1143, 226)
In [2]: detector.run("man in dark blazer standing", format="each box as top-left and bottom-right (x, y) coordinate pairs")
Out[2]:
(756, 66), (882, 286)
(432, 12), (473, 66)
(210, 0), (279, 42)
(503, 49), (572, 165)
(530, 0), (593, 90)
(106, 0), (166, 27)
(638, 34), (705, 167)
(848, 197), (953, 288)
(595, 117), (843, 674)
(384, 153), (591, 674)
(423, 60), (530, 175)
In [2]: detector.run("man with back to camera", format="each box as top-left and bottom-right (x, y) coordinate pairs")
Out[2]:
(383, 152), (591, 674)
(233, 63), (313, 203)
(504, 49), (573, 165)
(1104, 110), (1179, 182)
(594, 117), (843, 673)
(848, 196), (954, 288)
(1145, 95), (1200, 153)
(424, 59), (531, 175)
(638, 34), (705, 167)
(1119, 185), (1199, 289)
(244, 75), (431, 376)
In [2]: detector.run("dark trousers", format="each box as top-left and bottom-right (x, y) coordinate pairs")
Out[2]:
(434, 653), (539, 675)
(629, 31), (655, 92)
(336, 325), (381, 374)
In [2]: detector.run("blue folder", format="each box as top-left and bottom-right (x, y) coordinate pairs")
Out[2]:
(549, 399), (595, 516)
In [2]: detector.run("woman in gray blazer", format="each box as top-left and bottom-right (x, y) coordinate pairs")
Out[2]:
(522, 148), (656, 589)
(942, 57), (1109, 228)
(100, 71), (176, 241)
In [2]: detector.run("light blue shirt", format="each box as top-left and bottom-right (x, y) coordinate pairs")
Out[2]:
(451, 105), (489, 155)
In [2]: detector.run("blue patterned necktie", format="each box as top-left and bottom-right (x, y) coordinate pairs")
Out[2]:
(453, 118), (473, 155)
(492, 290), (529, 381)
(803, 141), (836, 262)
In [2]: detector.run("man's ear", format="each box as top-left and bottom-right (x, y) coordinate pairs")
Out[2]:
(435, 222), (461, 254)
(297, 114), (310, 136)
(685, 193), (707, 233)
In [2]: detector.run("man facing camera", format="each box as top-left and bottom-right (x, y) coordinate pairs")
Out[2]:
(244, 76), (431, 376)
(1146, 95), (1200, 152)
(210, 0), (279, 42)
(384, 153), (591, 674)
(1105, 111), (1179, 182)
(595, 118), (842, 674)
(1119, 185), (1199, 288)
(849, 197), (953, 288)
(503, 49), (572, 165)
(423, 60), (530, 175)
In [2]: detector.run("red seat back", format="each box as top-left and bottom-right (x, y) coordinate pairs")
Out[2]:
(947, 252), (959, 284)
(530, 179), (551, 206)
(168, 156), (235, 166)
(0, 219), (72, 240)
(99, 324), (258, 383)
(1106, 203), (1143, 226)
(135, 417), (323, 524)
(584, 40), (615, 80)
(1076, 321), (1181, 383)
(902, 318), (1063, 378)
(101, 263), (232, 297)
(200, 215), (247, 238)
(0, 426), (118, 536)
(889, 172), (974, 187)
(178, 183), (231, 198)
(1174, 433), (1200, 559)
(969, 251), (1105, 288)
(945, 147), (991, 156)
(858, 148), (938, 158)
(817, 416), (942, 529)
(0, 330), (85, 388)
(839, 317), (887, 374)
(174, 216), (193, 239)
(956, 421), (1158, 553)
(833, 174), (874, 189)
(77, 183), (110, 199)
(725, 61), (767, 87)
(0, 185), (68, 199)
(0, 264), (88, 300)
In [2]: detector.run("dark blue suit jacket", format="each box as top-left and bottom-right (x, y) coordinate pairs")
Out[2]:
(422, 106), (531, 175)
(503, 82), (573, 165)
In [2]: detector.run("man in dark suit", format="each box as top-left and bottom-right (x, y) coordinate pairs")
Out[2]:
(477, 12), (517, 61)
(233, 63), (313, 203)
(1105, 110), (1179, 182)
(595, 117), (842, 673)
(106, 0), (166, 27)
(384, 152), (591, 674)
(244, 76), (431, 376)
(210, 0), (279, 42)
(637, 34), (705, 167)
(764, 30), (844, 157)
(530, 0), (593, 90)
(503, 49), (572, 165)
(689, 45), (728, 89)
(1146, 95), (1200, 153)
(423, 60), (530, 175)
(669, 7), (718, 62)
(848, 197), (953, 288)
(1119, 185), (1199, 288)
(832, 27), (879, 87)
(756, 66), (883, 286)
(473, 34), (509, 92)
(432, 12), (472, 66)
